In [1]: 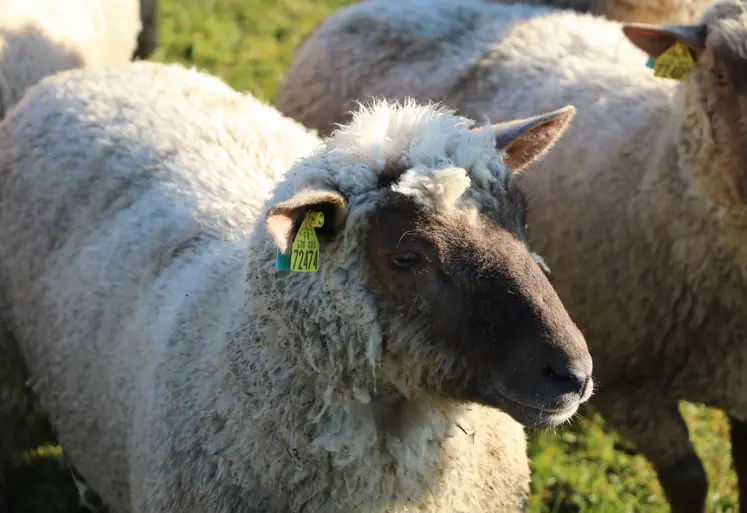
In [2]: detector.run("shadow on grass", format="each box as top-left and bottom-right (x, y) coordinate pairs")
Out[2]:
(7, 447), (81, 513)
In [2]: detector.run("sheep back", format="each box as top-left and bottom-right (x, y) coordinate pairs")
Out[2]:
(274, 0), (656, 137)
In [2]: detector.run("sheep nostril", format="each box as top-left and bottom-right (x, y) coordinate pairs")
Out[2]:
(542, 364), (587, 396)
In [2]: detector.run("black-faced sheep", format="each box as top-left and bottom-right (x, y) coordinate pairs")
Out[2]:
(0, 61), (592, 512)
(272, 0), (747, 510)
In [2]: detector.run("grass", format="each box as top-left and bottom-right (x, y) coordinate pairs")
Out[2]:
(5, 0), (740, 511)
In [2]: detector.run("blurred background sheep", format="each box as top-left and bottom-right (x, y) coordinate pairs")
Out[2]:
(3, 0), (742, 513)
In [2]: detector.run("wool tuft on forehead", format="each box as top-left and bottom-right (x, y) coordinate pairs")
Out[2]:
(303, 98), (512, 202)
(391, 166), (472, 209)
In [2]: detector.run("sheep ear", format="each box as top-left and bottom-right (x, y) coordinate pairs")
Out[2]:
(623, 23), (707, 60)
(492, 105), (576, 172)
(265, 187), (349, 253)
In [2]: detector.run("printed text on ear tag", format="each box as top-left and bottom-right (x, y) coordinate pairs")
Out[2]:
(290, 211), (325, 272)
(650, 41), (695, 80)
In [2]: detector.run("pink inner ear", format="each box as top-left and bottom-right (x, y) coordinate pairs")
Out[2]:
(502, 114), (573, 171)
(266, 212), (295, 254)
(532, 122), (556, 140)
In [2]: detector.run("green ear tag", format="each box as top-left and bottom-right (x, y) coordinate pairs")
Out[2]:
(650, 41), (695, 80)
(645, 56), (656, 69)
(275, 249), (292, 271)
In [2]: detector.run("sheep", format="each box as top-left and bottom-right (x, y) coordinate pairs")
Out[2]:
(274, 0), (747, 510)
(134, 0), (157, 60)
(0, 60), (593, 512)
(0, 0), (142, 120)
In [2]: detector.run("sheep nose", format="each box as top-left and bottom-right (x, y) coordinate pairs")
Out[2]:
(542, 363), (592, 397)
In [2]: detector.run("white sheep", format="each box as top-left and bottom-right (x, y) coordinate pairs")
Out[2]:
(275, 0), (747, 510)
(0, 0), (142, 119)
(0, 60), (593, 512)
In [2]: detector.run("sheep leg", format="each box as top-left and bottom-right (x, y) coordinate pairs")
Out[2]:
(596, 398), (707, 513)
(133, 0), (157, 60)
(0, 468), (7, 513)
(63, 451), (107, 513)
(728, 415), (747, 512)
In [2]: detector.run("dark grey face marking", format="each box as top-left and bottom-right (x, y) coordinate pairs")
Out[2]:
(365, 188), (592, 427)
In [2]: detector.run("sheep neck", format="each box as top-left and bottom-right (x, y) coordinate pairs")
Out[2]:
(207, 244), (469, 512)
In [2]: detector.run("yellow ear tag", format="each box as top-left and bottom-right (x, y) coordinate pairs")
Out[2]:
(290, 211), (325, 273)
(652, 41), (695, 80)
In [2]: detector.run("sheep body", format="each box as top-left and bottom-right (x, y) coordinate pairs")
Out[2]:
(0, 61), (549, 512)
(274, 0), (747, 510)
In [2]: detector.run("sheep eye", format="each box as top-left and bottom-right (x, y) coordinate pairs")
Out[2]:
(712, 69), (729, 85)
(390, 252), (421, 269)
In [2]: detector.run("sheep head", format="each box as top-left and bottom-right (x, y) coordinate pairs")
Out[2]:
(264, 101), (592, 429)
(623, 0), (747, 204)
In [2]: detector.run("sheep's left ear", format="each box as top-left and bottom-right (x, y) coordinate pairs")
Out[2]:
(492, 105), (576, 172)
(265, 187), (349, 253)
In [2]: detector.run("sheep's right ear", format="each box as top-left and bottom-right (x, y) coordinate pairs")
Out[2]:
(265, 187), (349, 253)
(492, 105), (576, 172)
(622, 23), (707, 60)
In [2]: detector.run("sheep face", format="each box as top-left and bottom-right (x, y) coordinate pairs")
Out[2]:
(266, 103), (593, 428)
(364, 185), (592, 429)
(623, 1), (747, 204)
